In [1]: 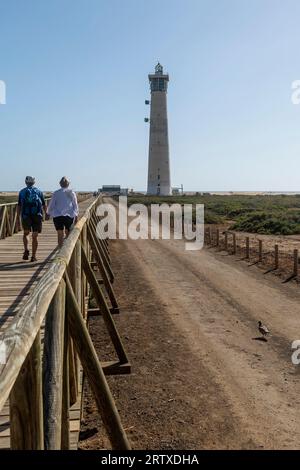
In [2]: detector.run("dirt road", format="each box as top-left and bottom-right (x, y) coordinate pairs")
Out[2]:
(80, 235), (300, 450)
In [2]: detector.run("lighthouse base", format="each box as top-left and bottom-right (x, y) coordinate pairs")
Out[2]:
(147, 183), (171, 196)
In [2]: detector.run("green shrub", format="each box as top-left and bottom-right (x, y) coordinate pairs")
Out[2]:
(232, 211), (300, 235)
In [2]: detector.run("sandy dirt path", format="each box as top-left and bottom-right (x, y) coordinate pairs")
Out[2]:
(80, 234), (300, 450)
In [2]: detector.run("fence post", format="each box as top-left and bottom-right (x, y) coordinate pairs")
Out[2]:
(10, 331), (44, 450)
(245, 237), (250, 259)
(216, 229), (219, 247)
(258, 240), (263, 262)
(224, 232), (228, 251)
(274, 244), (279, 270)
(232, 233), (236, 254)
(294, 249), (298, 277)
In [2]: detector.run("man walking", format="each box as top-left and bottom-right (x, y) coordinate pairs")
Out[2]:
(47, 177), (78, 247)
(17, 176), (46, 262)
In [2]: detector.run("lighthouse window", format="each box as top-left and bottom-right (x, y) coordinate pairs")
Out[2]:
(151, 79), (159, 92)
(151, 78), (166, 92)
(159, 79), (164, 90)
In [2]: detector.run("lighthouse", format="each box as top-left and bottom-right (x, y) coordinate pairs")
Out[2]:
(146, 63), (171, 196)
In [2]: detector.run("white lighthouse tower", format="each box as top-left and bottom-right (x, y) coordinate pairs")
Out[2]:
(146, 63), (171, 196)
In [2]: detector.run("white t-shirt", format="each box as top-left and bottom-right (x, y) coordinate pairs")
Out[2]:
(47, 188), (79, 218)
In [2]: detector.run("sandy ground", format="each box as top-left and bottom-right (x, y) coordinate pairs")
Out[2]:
(79, 230), (300, 450)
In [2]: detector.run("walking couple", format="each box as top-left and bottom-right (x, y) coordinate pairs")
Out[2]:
(17, 176), (78, 262)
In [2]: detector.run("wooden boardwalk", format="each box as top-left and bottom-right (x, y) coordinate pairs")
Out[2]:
(0, 198), (93, 450)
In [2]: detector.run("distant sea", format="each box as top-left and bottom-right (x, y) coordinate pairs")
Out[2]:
(135, 191), (300, 196)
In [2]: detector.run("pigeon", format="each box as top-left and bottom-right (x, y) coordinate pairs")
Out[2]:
(258, 321), (270, 337)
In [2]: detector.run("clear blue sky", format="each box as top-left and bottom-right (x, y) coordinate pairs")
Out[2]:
(1, 0), (300, 191)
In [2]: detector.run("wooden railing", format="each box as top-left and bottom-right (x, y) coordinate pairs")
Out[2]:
(0, 200), (50, 240)
(0, 196), (131, 450)
(0, 193), (93, 240)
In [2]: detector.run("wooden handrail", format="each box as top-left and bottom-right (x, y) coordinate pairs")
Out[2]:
(0, 194), (131, 450)
(0, 193), (92, 240)
(0, 198), (51, 208)
(0, 197), (99, 409)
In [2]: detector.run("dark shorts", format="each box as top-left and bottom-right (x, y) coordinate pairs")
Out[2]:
(22, 215), (43, 233)
(53, 216), (74, 231)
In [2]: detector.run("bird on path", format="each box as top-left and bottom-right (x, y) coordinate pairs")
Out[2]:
(258, 321), (270, 337)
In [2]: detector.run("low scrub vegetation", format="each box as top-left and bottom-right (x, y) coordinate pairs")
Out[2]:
(232, 211), (300, 235)
(126, 194), (300, 235)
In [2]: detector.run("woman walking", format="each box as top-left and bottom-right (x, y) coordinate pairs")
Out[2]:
(47, 177), (79, 247)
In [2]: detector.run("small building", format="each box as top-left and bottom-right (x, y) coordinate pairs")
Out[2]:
(99, 185), (128, 196)
(120, 188), (129, 196)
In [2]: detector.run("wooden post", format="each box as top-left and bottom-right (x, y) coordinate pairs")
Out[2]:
(6, 206), (12, 236)
(274, 244), (279, 269)
(68, 340), (78, 406)
(82, 224), (88, 305)
(65, 274), (131, 450)
(74, 240), (82, 310)
(216, 229), (219, 247)
(258, 239), (263, 262)
(245, 237), (250, 259)
(12, 206), (18, 234)
(224, 232), (228, 251)
(43, 279), (66, 450)
(0, 206), (7, 239)
(61, 314), (70, 450)
(207, 227), (211, 245)
(81, 229), (88, 320)
(74, 240), (82, 396)
(294, 249), (298, 277)
(10, 331), (44, 450)
(232, 233), (236, 255)
(68, 246), (81, 403)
